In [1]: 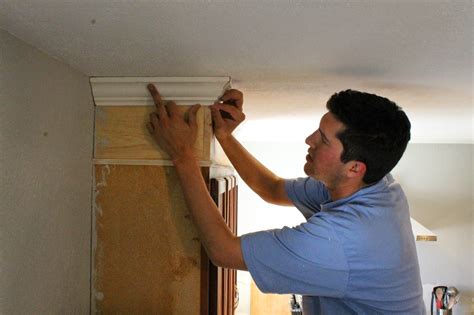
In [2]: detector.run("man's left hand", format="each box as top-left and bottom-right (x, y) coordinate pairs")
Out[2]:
(146, 83), (201, 164)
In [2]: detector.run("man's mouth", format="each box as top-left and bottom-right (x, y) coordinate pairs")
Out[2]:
(306, 154), (313, 162)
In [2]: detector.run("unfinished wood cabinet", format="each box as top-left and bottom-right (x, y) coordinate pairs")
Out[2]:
(91, 77), (237, 314)
(92, 165), (237, 314)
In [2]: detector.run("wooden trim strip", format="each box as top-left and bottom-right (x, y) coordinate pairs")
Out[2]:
(93, 158), (213, 167)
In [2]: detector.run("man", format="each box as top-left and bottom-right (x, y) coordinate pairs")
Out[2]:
(146, 84), (424, 314)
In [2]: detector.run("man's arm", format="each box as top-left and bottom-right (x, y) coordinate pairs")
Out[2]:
(210, 90), (293, 207)
(146, 84), (246, 270)
(174, 156), (247, 270)
(216, 134), (292, 206)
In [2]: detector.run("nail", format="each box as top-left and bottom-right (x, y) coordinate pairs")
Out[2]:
(147, 84), (154, 90)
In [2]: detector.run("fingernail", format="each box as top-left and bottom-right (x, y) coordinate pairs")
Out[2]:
(147, 84), (154, 90)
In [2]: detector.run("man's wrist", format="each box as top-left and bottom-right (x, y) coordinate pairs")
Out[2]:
(172, 150), (198, 167)
(216, 133), (233, 144)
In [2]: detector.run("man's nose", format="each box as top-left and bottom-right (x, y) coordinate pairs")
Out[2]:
(305, 131), (317, 147)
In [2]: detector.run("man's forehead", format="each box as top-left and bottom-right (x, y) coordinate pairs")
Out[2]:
(320, 112), (345, 133)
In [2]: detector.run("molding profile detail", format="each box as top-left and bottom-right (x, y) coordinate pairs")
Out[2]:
(90, 76), (232, 106)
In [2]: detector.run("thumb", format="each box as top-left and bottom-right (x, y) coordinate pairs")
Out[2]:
(210, 104), (225, 127)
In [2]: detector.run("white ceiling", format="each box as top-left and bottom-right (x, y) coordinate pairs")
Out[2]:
(1, 0), (472, 143)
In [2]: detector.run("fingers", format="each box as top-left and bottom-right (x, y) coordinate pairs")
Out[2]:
(149, 103), (200, 136)
(220, 89), (243, 110)
(212, 103), (245, 121)
(149, 112), (159, 126)
(147, 83), (162, 103)
(148, 113), (161, 137)
(187, 104), (201, 124)
(187, 104), (201, 133)
(165, 100), (179, 117)
(210, 105), (225, 127)
(147, 83), (182, 118)
(147, 84), (168, 119)
(146, 121), (155, 134)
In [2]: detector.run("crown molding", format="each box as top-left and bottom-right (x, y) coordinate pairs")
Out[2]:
(90, 76), (232, 106)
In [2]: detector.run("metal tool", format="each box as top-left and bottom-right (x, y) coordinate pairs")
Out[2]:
(431, 286), (447, 314)
(446, 286), (460, 310)
(290, 294), (303, 315)
(431, 285), (460, 314)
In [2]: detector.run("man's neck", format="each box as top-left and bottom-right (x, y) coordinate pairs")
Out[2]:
(327, 180), (367, 201)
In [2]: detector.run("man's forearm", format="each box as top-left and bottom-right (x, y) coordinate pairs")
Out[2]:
(173, 155), (247, 270)
(217, 135), (288, 205)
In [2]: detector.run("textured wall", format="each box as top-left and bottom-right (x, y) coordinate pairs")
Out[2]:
(0, 30), (94, 313)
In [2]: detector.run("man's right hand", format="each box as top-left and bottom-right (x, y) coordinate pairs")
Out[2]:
(210, 89), (245, 140)
(210, 89), (293, 207)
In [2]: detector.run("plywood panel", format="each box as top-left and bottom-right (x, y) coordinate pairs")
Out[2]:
(94, 105), (212, 161)
(92, 164), (202, 314)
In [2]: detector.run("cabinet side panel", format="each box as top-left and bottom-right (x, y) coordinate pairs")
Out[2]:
(93, 164), (201, 314)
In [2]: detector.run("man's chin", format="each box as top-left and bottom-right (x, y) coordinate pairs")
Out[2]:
(303, 163), (314, 176)
(304, 164), (323, 181)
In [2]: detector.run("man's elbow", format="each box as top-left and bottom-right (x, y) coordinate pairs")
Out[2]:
(259, 178), (293, 207)
(209, 236), (247, 271)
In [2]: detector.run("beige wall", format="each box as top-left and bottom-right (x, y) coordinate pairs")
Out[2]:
(392, 144), (473, 314)
(0, 30), (94, 313)
(236, 141), (473, 315)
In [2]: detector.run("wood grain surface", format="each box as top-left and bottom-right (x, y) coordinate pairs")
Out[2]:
(92, 164), (202, 314)
(94, 106), (212, 161)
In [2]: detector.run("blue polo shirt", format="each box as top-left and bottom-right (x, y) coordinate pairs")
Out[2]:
(241, 174), (424, 314)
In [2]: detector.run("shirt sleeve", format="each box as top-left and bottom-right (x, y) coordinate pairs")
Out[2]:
(241, 221), (349, 297)
(284, 177), (330, 219)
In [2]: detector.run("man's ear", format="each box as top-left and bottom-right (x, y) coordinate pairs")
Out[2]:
(347, 161), (367, 179)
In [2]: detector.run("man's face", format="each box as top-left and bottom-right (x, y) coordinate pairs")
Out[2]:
(304, 112), (347, 187)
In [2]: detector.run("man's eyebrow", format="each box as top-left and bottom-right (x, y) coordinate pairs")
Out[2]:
(319, 128), (330, 142)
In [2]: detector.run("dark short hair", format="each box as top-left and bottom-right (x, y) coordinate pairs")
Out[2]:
(326, 90), (411, 184)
